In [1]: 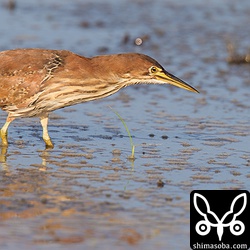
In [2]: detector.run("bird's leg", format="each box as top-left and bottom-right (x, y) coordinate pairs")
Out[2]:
(40, 116), (54, 149)
(1, 116), (14, 146)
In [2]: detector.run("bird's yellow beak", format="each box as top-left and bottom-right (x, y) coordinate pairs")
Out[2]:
(155, 70), (199, 93)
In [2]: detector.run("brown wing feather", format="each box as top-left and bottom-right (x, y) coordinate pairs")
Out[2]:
(0, 49), (93, 116)
(0, 49), (75, 109)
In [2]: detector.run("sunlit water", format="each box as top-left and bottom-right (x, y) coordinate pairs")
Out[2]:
(0, 1), (249, 249)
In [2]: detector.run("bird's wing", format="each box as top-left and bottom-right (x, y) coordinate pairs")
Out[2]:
(0, 49), (68, 110)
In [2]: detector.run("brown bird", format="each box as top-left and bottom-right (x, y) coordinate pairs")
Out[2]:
(0, 48), (199, 148)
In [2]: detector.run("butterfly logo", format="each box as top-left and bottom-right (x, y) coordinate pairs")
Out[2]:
(193, 193), (247, 241)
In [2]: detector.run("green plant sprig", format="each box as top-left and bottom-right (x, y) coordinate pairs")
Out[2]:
(109, 106), (135, 160)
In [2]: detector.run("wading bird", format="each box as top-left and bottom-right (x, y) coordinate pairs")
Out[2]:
(0, 49), (199, 148)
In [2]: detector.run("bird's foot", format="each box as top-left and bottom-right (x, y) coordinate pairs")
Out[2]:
(44, 138), (54, 149)
(0, 130), (8, 146)
(0, 146), (8, 163)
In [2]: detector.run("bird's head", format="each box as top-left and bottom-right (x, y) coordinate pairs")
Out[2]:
(91, 53), (199, 93)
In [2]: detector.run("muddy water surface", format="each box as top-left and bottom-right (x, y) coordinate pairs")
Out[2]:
(0, 1), (249, 249)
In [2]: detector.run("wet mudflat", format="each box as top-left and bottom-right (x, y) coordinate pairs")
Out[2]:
(0, 1), (250, 249)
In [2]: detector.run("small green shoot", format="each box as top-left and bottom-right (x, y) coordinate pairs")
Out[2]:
(109, 106), (135, 160)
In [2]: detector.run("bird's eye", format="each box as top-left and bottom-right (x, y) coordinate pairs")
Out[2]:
(149, 66), (158, 74)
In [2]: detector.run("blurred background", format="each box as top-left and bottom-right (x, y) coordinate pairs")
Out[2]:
(0, 1), (249, 249)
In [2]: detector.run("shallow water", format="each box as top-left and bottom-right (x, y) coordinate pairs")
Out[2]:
(0, 0), (249, 249)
